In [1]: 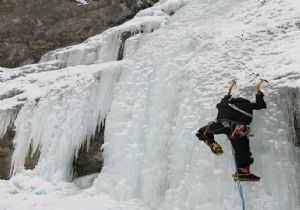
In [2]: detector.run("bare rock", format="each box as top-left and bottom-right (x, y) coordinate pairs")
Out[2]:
(0, 127), (14, 180)
(73, 125), (105, 178)
(0, 0), (158, 68)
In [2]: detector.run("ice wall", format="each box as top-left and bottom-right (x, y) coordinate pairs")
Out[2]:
(39, 0), (187, 67)
(277, 87), (300, 147)
(1, 0), (300, 209)
(10, 63), (121, 181)
(0, 0), (187, 182)
(92, 0), (300, 209)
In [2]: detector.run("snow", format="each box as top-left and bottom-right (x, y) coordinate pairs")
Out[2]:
(39, 1), (177, 67)
(75, 0), (88, 5)
(1, 0), (300, 209)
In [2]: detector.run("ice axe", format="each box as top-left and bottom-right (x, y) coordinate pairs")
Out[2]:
(256, 79), (269, 92)
(227, 80), (237, 95)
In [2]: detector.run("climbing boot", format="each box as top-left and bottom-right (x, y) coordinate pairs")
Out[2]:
(204, 139), (224, 155)
(232, 166), (260, 182)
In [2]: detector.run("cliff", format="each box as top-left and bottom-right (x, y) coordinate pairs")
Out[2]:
(0, 0), (157, 68)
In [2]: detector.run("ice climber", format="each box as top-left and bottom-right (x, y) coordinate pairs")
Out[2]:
(195, 80), (267, 181)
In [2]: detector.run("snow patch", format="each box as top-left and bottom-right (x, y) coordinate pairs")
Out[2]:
(75, 0), (89, 5)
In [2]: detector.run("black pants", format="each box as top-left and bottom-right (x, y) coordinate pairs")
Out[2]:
(196, 121), (254, 168)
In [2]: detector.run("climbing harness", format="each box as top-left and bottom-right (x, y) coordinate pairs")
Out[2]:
(231, 124), (249, 138)
(230, 143), (246, 210)
(221, 120), (251, 138)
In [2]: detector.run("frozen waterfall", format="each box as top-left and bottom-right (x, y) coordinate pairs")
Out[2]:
(1, 0), (300, 209)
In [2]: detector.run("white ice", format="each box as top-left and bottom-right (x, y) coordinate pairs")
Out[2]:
(0, 109), (16, 138)
(1, 0), (300, 209)
(10, 63), (121, 181)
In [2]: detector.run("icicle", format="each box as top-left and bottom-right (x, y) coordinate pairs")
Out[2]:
(38, 0), (179, 67)
(0, 109), (17, 138)
(10, 101), (37, 176)
(11, 64), (121, 181)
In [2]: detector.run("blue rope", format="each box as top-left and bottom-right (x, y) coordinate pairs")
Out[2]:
(230, 144), (246, 210)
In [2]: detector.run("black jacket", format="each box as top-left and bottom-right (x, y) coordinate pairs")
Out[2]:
(216, 91), (267, 125)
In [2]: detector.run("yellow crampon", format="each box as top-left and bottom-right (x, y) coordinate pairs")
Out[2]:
(209, 142), (224, 155)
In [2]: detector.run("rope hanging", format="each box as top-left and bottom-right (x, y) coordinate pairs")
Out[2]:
(230, 144), (246, 210)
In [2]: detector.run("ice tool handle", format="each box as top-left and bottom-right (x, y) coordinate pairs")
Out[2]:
(227, 80), (237, 96)
(256, 79), (269, 92)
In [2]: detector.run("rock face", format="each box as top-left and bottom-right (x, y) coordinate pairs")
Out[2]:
(73, 125), (105, 178)
(0, 125), (41, 180)
(0, 127), (14, 180)
(0, 0), (157, 68)
(0, 123), (105, 180)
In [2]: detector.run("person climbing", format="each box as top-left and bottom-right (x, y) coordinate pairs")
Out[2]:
(195, 80), (267, 181)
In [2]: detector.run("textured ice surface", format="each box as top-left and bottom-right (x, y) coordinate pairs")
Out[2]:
(94, 0), (300, 209)
(0, 109), (16, 138)
(1, 0), (300, 209)
(10, 63), (121, 181)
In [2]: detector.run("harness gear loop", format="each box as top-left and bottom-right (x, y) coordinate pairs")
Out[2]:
(231, 124), (247, 138)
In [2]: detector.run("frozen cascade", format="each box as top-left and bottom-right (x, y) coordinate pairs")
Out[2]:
(0, 0), (300, 209)
(93, 0), (300, 209)
(39, 0), (187, 67)
(1, 0), (187, 181)
(0, 0), (187, 182)
(10, 63), (121, 181)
